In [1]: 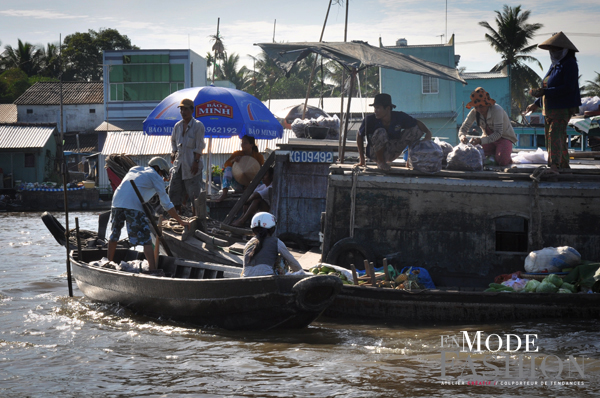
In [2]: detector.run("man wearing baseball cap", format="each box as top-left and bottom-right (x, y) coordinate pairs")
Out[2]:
(356, 93), (432, 170)
(169, 98), (206, 214)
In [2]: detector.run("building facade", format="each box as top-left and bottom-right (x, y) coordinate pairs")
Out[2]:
(13, 82), (104, 133)
(103, 49), (207, 130)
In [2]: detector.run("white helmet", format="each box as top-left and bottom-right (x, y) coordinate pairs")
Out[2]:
(251, 212), (277, 229)
(148, 157), (170, 174)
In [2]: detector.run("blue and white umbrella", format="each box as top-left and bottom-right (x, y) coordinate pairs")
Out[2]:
(143, 85), (283, 139)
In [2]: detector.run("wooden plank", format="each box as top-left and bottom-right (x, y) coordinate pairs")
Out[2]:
(382, 258), (390, 281)
(350, 263), (358, 285)
(175, 265), (192, 279)
(173, 258), (241, 277)
(222, 151), (276, 225)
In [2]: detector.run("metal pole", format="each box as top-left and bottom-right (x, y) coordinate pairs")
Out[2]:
(340, 69), (356, 163)
(59, 33), (73, 297)
(302, 0), (333, 120)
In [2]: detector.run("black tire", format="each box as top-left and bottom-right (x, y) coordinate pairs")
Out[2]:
(292, 275), (342, 312)
(325, 237), (376, 271)
(41, 211), (67, 246)
(278, 232), (307, 252)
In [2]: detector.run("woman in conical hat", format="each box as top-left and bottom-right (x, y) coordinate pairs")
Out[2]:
(526, 32), (582, 174)
(215, 135), (264, 202)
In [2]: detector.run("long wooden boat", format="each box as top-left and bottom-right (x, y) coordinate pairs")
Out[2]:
(69, 247), (342, 330)
(323, 285), (600, 322)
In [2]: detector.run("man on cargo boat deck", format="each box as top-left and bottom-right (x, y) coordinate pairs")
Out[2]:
(356, 93), (432, 170)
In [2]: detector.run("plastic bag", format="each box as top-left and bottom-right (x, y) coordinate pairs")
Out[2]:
(502, 276), (529, 292)
(511, 148), (548, 164)
(409, 140), (443, 173)
(434, 138), (453, 166)
(400, 266), (436, 289)
(446, 143), (483, 171)
(524, 246), (582, 273)
(291, 118), (309, 138)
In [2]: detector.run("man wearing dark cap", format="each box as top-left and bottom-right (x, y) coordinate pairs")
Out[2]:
(169, 98), (206, 214)
(356, 93), (431, 170)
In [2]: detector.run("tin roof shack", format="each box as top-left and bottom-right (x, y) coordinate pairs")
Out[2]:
(321, 164), (600, 288)
(0, 124), (59, 186)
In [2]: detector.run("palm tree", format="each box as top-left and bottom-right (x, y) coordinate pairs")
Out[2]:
(215, 53), (250, 90)
(39, 43), (61, 78)
(2, 39), (42, 76)
(479, 5), (543, 116)
(582, 72), (600, 97)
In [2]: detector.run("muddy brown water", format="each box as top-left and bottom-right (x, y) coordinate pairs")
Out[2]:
(1, 212), (598, 397)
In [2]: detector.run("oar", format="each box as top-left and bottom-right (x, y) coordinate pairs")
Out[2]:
(129, 180), (173, 257)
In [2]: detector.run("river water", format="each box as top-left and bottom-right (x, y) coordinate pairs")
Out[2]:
(1, 211), (599, 397)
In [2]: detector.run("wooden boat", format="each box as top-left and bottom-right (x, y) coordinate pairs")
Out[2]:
(323, 285), (600, 323)
(69, 247), (342, 330)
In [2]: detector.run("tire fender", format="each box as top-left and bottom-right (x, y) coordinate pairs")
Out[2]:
(292, 275), (342, 312)
(325, 237), (376, 271)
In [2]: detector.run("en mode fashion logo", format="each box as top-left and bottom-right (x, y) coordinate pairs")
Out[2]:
(439, 331), (587, 387)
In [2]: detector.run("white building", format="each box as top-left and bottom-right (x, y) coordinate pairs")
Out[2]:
(102, 49), (207, 131)
(14, 82), (104, 132)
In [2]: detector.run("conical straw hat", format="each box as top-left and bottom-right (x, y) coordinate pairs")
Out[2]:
(538, 32), (579, 52)
(232, 156), (261, 186)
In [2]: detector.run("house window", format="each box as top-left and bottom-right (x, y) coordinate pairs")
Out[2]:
(495, 216), (528, 253)
(24, 153), (35, 168)
(89, 109), (96, 114)
(27, 109), (33, 114)
(422, 76), (439, 94)
(108, 55), (185, 102)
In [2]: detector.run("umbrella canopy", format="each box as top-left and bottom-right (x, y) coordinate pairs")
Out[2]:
(255, 41), (467, 84)
(143, 86), (283, 139)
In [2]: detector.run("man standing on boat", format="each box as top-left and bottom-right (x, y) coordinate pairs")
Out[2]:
(108, 157), (189, 271)
(169, 98), (206, 214)
(356, 93), (432, 171)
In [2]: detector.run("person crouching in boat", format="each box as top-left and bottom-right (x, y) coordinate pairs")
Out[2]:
(108, 157), (190, 271)
(458, 87), (517, 167)
(241, 212), (304, 277)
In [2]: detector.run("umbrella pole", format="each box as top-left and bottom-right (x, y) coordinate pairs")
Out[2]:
(339, 69), (356, 163)
(206, 138), (213, 195)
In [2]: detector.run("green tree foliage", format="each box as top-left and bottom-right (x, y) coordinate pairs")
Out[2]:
(214, 53), (250, 90)
(62, 28), (138, 81)
(0, 68), (30, 103)
(582, 72), (600, 98)
(1, 39), (42, 77)
(479, 5), (543, 116)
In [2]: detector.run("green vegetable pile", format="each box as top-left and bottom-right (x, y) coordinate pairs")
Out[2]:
(310, 265), (353, 285)
(486, 274), (577, 293)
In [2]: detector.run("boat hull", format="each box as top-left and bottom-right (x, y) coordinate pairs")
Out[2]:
(70, 249), (341, 330)
(323, 285), (600, 322)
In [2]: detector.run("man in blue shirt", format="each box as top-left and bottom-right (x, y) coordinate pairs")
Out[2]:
(108, 157), (189, 271)
(356, 93), (432, 170)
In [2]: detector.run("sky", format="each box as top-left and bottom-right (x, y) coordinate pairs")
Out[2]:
(1, 0), (599, 86)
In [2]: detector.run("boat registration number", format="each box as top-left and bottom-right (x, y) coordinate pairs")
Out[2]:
(289, 151), (334, 163)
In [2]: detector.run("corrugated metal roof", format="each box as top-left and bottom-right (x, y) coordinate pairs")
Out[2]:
(63, 132), (98, 153)
(0, 104), (17, 123)
(0, 124), (56, 149)
(95, 120), (144, 132)
(101, 130), (296, 156)
(461, 71), (507, 79)
(14, 82), (104, 105)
